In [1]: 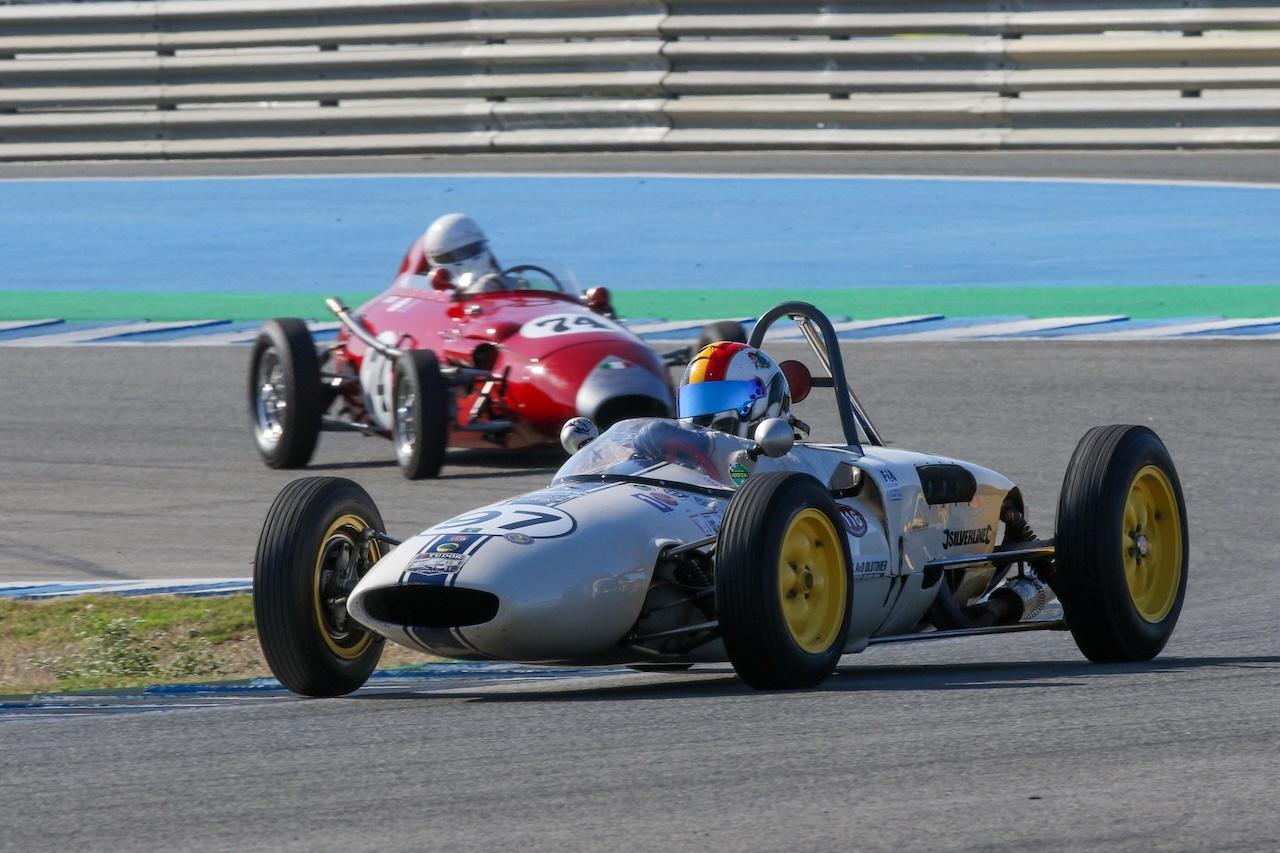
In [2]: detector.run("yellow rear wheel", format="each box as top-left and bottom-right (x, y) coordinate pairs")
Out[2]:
(1055, 425), (1188, 663)
(1122, 465), (1183, 624)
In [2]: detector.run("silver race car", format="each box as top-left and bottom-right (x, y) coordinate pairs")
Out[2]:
(254, 302), (1189, 695)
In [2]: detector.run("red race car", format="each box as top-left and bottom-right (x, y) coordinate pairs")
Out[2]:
(248, 225), (744, 479)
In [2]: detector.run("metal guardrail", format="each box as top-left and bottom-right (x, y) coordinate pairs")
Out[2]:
(2, 0), (1280, 159)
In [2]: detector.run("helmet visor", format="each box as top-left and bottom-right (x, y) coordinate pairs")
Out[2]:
(678, 379), (763, 420)
(431, 240), (488, 265)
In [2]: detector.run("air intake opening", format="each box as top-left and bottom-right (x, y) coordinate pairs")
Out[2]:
(361, 585), (499, 628)
(596, 395), (671, 430)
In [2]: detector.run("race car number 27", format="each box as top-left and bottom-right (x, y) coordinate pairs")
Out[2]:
(429, 505), (577, 539)
(520, 313), (618, 339)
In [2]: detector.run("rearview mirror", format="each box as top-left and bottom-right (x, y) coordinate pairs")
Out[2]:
(753, 418), (794, 458)
(560, 417), (599, 454)
(779, 359), (812, 403)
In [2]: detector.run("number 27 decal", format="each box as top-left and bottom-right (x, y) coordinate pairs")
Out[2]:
(429, 505), (577, 539)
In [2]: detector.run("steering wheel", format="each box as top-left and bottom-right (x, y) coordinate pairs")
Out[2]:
(501, 265), (564, 292)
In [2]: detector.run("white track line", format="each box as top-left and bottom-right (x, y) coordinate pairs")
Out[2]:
(0, 319), (61, 333)
(626, 317), (752, 336)
(4, 320), (226, 346)
(1071, 316), (1280, 340)
(884, 315), (1127, 341)
(147, 321), (342, 346)
(761, 315), (943, 340)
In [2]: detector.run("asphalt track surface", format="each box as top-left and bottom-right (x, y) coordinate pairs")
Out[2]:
(3, 340), (1279, 852)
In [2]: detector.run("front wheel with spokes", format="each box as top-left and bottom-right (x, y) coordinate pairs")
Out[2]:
(247, 318), (323, 469)
(254, 477), (387, 697)
(392, 349), (449, 480)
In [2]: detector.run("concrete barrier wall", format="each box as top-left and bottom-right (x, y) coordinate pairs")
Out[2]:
(2, 0), (1279, 159)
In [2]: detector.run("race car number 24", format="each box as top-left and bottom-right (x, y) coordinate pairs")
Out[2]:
(429, 505), (577, 539)
(520, 313), (620, 339)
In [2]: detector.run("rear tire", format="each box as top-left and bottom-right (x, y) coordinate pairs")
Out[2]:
(716, 472), (853, 689)
(248, 318), (322, 469)
(695, 320), (747, 352)
(392, 349), (450, 480)
(254, 477), (386, 697)
(1055, 425), (1188, 662)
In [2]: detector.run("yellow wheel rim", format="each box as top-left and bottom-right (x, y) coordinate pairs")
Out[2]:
(1122, 465), (1182, 624)
(777, 508), (847, 654)
(313, 513), (380, 660)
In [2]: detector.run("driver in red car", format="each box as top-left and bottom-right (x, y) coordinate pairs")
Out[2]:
(400, 213), (506, 292)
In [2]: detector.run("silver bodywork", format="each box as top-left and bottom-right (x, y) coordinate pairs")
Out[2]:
(346, 420), (1017, 664)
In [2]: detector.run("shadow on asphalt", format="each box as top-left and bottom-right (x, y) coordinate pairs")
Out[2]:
(357, 654), (1280, 704)
(306, 447), (564, 480)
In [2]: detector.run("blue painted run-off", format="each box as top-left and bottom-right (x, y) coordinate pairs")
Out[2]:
(2, 176), (1279, 294)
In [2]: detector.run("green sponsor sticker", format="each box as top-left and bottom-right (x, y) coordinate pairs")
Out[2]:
(729, 463), (751, 486)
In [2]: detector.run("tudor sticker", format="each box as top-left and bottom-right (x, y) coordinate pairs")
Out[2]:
(853, 557), (890, 578)
(406, 533), (488, 573)
(407, 554), (466, 575)
(837, 505), (868, 537)
(519, 313), (623, 339)
(428, 504), (577, 539)
(942, 525), (993, 549)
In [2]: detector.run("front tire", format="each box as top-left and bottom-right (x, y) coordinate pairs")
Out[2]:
(1055, 425), (1188, 662)
(248, 318), (323, 469)
(695, 320), (747, 352)
(392, 349), (450, 480)
(716, 472), (853, 689)
(254, 477), (386, 697)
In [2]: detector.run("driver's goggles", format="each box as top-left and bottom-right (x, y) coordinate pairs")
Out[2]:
(677, 379), (764, 419)
(431, 240), (488, 265)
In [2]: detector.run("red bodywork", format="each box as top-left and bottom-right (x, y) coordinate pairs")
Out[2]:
(330, 238), (675, 450)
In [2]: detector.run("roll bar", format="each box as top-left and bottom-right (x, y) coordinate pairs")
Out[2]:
(748, 301), (884, 452)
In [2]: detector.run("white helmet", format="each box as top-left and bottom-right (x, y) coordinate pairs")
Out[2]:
(423, 213), (499, 285)
(677, 342), (791, 438)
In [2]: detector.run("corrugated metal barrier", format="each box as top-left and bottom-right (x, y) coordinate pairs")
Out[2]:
(2, 0), (1279, 158)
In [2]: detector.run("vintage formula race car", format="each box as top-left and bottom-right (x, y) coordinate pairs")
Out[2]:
(253, 302), (1189, 695)
(248, 248), (745, 478)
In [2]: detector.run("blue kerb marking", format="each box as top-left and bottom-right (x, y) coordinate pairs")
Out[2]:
(0, 321), (125, 342)
(141, 663), (629, 696)
(3, 176), (1280, 295)
(1187, 321), (1280, 337)
(839, 315), (1028, 339)
(0, 579), (253, 599)
(132, 320), (262, 342)
(87, 319), (230, 342)
(997, 317), (1130, 338)
(834, 315), (941, 338)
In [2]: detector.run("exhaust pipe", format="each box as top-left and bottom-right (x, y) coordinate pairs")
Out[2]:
(965, 568), (1055, 627)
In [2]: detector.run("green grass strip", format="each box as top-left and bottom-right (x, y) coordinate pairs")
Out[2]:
(2, 285), (1279, 323)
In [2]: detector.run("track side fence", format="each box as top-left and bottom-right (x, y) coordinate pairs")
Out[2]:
(2, 0), (1279, 158)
